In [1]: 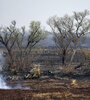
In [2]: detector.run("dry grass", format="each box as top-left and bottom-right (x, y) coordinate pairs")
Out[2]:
(82, 49), (90, 58)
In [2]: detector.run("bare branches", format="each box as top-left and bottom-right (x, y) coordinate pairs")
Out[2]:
(0, 20), (46, 70)
(74, 10), (90, 37)
(0, 20), (18, 50)
(23, 21), (46, 55)
(47, 10), (90, 65)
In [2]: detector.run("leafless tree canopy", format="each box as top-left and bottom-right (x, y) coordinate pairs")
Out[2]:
(0, 21), (46, 70)
(47, 10), (90, 65)
(0, 10), (90, 71)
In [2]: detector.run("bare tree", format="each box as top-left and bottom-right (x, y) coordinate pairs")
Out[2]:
(0, 21), (46, 71)
(15, 21), (46, 70)
(70, 10), (90, 65)
(47, 10), (90, 66)
(0, 21), (18, 68)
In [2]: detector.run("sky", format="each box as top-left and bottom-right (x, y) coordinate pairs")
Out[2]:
(0, 0), (90, 30)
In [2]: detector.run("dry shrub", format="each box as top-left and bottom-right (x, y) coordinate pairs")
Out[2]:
(4, 49), (33, 71)
(71, 79), (79, 87)
(30, 64), (40, 78)
(82, 49), (90, 59)
(60, 66), (75, 74)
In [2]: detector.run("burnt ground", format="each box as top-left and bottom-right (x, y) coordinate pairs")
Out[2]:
(0, 49), (90, 100)
(0, 78), (90, 100)
(1, 61), (90, 100)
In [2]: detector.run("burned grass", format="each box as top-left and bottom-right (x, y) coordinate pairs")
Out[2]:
(0, 78), (90, 100)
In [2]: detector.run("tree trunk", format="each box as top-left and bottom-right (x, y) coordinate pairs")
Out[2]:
(7, 48), (14, 69)
(69, 49), (76, 66)
(62, 49), (66, 65)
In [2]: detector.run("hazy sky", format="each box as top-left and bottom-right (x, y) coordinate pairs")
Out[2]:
(0, 0), (90, 30)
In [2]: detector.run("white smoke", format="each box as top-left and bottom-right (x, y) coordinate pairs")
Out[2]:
(0, 52), (10, 89)
(0, 75), (30, 89)
(12, 84), (30, 90)
(0, 74), (30, 89)
(0, 52), (30, 90)
(0, 75), (10, 89)
(0, 52), (5, 71)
